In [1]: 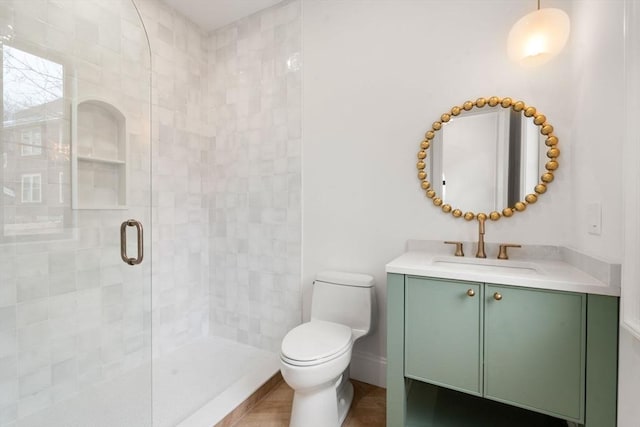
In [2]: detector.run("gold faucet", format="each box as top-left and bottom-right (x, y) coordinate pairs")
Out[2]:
(497, 243), (521, 260)
(444, 241), (465, 257)
(476, 214), (487, 258)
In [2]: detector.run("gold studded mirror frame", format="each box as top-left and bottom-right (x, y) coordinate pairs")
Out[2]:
(417, 96), (560, 222)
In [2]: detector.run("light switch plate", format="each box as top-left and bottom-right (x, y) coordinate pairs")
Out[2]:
(587, 202), (601, 235)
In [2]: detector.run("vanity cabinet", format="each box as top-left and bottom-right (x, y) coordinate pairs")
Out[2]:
(405, 278), (482, 396)
(388, 273), (618, 427)
(405, 277), (584, 420)
(483, 284), (584, 420)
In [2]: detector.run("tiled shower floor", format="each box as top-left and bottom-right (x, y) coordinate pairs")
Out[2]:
(16, 337), (279, 427)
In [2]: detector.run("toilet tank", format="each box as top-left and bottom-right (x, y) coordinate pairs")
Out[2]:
(311, 271), (376, 338)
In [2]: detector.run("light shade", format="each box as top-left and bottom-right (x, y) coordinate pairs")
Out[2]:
(507, 8), (570, 67)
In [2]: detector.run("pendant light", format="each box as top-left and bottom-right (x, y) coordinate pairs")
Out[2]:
(507, 0), (570, 67)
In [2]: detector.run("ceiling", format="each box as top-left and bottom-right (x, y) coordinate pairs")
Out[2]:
(162, 0), (284, 32)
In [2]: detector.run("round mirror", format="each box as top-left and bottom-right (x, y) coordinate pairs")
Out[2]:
(417, 97), (559, 221)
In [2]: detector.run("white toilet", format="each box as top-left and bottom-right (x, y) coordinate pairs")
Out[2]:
(280, 271), (376, 427)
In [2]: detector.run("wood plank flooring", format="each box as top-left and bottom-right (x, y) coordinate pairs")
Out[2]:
(222, 376), (566, 426)
(231, 378), (386, 427)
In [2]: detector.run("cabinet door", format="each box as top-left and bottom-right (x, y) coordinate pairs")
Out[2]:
(405, 277), (483, 395)
(484, 285), (586, 422)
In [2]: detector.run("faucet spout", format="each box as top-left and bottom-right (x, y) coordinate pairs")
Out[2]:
(476, 214), (487, 258)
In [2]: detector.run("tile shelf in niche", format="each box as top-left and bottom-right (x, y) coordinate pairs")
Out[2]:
(72, 99), (128, 210)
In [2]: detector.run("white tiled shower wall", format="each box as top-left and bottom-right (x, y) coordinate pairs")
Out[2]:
(207, 0), (302, 352)
(0, 0), (152, 424)
(136, 0), (212, 358)
(136, 0), (303, 354)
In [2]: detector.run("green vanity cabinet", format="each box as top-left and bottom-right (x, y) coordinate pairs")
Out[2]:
(405, 277), (483, 395)
(483, 284), (586, 421)
(387, 273), (619, 427)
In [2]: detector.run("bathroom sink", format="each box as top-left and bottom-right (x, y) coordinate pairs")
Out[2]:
(431, 256), (541, 275)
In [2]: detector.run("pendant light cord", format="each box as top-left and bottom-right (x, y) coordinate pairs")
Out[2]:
(537, 0), (540, 10)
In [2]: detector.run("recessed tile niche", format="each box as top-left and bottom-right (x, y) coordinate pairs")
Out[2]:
(74, 100), (127, 209)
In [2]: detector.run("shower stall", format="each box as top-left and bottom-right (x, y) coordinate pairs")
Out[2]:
(0, 0), (302, 426)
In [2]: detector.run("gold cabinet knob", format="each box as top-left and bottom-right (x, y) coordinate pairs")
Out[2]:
(466, 289), (475, 297)
(493, 292), (503, 301)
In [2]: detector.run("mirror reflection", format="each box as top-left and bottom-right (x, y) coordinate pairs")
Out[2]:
(429, 109), (544, 214)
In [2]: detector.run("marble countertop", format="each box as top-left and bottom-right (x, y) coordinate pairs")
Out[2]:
(386, 241), (621, 297)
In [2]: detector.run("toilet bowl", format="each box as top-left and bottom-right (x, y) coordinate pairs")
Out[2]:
(280, 271), (376, 427)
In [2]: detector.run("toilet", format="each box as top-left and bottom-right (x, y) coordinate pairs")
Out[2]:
(280, 271), (376, 427)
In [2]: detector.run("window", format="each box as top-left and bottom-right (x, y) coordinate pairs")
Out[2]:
(2, 44), (68, 240)
(20, 127), (42, 156)
(21, 173), (42, 203)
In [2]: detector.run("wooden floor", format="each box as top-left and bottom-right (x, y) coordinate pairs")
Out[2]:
(231, 379), (386, 427)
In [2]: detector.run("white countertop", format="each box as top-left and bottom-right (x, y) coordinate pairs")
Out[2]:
(386, 250), (621, 297)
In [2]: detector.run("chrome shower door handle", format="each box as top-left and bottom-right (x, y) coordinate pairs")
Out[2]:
(120, 219), (144, 265)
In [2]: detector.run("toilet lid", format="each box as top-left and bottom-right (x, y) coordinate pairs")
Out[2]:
(281, 321), (352, 364)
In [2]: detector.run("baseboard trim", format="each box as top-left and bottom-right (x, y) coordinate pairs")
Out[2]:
(350, 350), (387, 388)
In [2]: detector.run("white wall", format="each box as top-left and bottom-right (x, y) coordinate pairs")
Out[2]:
(567, 0), (624, 261)
(619, 1), (640, 425)
(619, 330), (640, 426)
(303, 0), (624, 387)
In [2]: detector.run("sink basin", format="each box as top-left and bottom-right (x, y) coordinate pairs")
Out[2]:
(431, 256), (541, 275)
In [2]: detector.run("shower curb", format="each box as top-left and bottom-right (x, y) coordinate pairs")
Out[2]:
(214, 372), (284, 427)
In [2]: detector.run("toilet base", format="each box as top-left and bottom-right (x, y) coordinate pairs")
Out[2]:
(289, 373), (354, 427)
(337, 378), (354, 425)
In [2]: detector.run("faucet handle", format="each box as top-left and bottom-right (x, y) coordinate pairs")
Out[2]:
(444, 241), (464, 257)
(497, 244), (521, 260)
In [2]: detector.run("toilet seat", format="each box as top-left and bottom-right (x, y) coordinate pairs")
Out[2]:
(281, 320), (353, 367)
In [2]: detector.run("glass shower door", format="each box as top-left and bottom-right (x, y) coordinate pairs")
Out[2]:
(0, 1), (152, 426)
